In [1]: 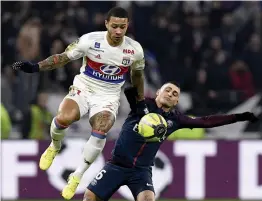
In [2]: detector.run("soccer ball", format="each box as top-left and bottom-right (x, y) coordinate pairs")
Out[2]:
(138, 113), (167, 142)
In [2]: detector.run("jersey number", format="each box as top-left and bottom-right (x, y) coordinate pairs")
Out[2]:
(95, 169), (107, 180)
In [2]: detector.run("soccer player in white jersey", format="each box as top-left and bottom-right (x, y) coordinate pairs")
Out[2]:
(12, 7), (147, 199)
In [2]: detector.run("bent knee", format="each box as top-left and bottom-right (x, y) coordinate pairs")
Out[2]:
(137, 190), (155, 201)
(56, 111), (79, 126)
(90, 111), (115, 133)
(83, 189), (101, 201)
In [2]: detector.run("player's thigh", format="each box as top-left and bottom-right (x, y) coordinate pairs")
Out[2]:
(83, 189), (102, 201)
(127, 169), (155, 200)
(57, 86), (89, 125)
(137, 190), (155, 201)
(89, 96), (120, 133)
(87, 163), (127, 201)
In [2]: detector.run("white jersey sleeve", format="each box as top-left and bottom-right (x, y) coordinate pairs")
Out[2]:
(131, 42), (145, 71)
(65, 34), (90, 60)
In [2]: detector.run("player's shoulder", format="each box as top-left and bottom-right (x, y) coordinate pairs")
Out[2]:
(124, 36), (143, 54)
(169, 109), (185, 121)
(145, 98), (158, 110)
(80, 31), (106, 41)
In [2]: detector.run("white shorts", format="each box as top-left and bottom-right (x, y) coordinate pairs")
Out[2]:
(63, 76), (120, 119)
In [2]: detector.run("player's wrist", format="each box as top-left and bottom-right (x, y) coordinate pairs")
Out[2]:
(32, 63), (40, 72)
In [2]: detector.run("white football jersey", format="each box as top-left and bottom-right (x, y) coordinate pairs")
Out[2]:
(65, 31), (145, 94)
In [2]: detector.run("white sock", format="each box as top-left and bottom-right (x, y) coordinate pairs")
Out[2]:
(50, 118), (67, 150)
(73, 134), (106, 177)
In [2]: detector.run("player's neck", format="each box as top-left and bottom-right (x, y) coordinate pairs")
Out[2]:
(106, 32), (123, 47)
(156, 101), (171, 113)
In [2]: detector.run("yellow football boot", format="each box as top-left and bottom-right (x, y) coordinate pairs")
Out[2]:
(39, 146), (59, 170)
(61, 174), (81, 200)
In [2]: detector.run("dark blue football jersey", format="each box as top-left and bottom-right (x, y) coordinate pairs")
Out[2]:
(110, 98), (237, 168)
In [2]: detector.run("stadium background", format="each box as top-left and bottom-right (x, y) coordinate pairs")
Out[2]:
(1, 1), (262, 201)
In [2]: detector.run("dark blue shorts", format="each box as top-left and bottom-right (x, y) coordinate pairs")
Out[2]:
(87, 162), (155, 201)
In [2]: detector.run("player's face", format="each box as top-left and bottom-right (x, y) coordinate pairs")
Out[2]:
(156, 83), (180, 108)
(105, 17), (129, 43)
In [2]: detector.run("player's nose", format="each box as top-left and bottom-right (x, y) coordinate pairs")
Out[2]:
(115, 28), (122, 35)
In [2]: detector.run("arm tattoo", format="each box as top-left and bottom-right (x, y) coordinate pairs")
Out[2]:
(131, 69), (145, 101)
(38, 52), (71, 71)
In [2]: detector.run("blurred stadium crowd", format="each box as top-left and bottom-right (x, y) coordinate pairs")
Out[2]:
(1, 1), (262, 139)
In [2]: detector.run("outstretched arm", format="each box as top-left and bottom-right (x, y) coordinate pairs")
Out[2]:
(12, 36), (87, 73)
(38, 52), (71, 71)
(177, 112), (258, 129)
(38, 37), (85, 71)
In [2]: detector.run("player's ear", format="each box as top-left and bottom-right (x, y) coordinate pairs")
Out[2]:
(174, 97), (179, 106)
(105, 20), (109, 29)
(156, 89), (160, 96)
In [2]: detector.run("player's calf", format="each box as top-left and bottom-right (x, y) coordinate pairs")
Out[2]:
(39, 99), (80, 171)
(62, 110), (115, 199)
(73, 111), (115, 177)
(83, 189), (102, 201)
(137, 190), (155, 201)
(50, 98), (81, 150)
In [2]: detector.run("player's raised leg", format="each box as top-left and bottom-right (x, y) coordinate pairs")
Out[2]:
(39, 98), (80, 170)
(62, 110), (115, 199)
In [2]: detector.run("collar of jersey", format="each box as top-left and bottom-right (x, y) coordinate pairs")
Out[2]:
(104, 31), (126, 48)
(149, 98), (172, 117)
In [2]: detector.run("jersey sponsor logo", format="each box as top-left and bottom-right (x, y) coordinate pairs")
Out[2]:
(84, 57), (128, 83)
(89, 47), (104, 52)
(123, 49), (135, 55)
(133, 123), (139, 132)
(100, 65), (121, 75)
(122, 57), (131, 65)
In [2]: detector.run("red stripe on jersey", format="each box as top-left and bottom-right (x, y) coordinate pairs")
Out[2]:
(86, 56), (129, 75)
(132, 143), (146, 167)
(86, 57), (104, 71)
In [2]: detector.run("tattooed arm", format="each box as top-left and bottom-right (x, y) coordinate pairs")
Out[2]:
(39, 36), (88, 71)
(131, 44), (145, 101)
(38, 52), (71, 71)
(12, 35), (88, 73)
(130, 69), (145, 101)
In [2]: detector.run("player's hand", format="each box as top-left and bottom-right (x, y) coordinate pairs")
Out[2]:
(12, 61), (39, 73)
(235, 112), (259, 123)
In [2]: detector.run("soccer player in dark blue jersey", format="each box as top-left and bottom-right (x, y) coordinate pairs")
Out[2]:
(83, 81), (258, 201)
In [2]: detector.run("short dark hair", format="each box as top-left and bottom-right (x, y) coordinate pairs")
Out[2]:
(165, 81), (180, 89)
(106, 7), (129, 21)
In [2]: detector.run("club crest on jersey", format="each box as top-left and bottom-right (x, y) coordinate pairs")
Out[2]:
(94, 42), (100, 48)
(100, 65), (121, 75)
(122, 57), (131, 65)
